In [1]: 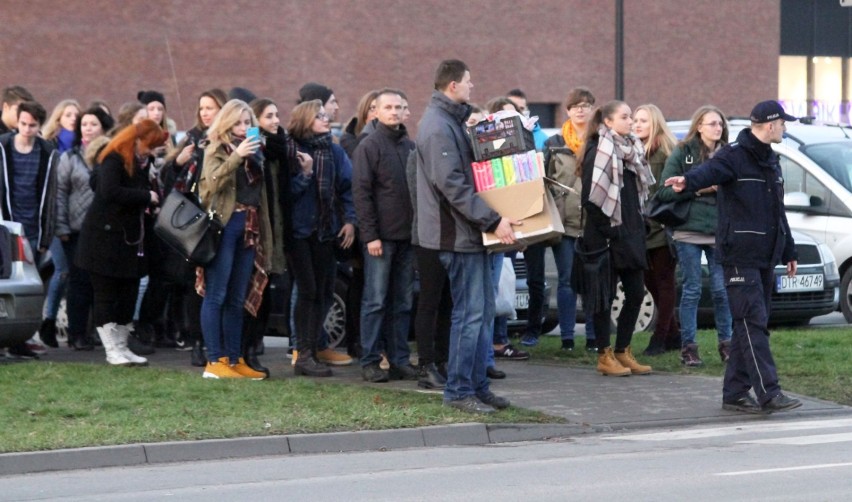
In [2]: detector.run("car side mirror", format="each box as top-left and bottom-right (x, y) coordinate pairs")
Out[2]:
(784, 191), (825, 214)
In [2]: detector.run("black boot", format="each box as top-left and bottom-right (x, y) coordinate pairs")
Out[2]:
(643, 335), (666, 356)
(418, 363), (447, 390)
(39, 318), (58, 348)
(294, 348), (332, 377)
(664, 333), (682, 352)
(68, 332), (94, 351)
(129, 322), (156, 355)
(190, 339), (207, 367)
(242, 331), (269, 378)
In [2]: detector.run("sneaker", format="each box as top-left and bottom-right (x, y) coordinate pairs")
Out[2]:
(723, 395), (763, 414)
(519, 334), (539, 347)
(317, 348), (353, 366)
(202, 357), (245, 379)
(362, 363), (389, 383)
(718, 340), (731, 363)
(680, 343), (703, 367)
(477, 391), (510, 410)
(561, 339), (575, 351)
(389, 363), (419, 381)
(24, 338), (48, 355)
(231, 358), (267, 380)
(443, 396), (495, 414)
(762, 393), (802, 414)
(174, 332), (193, 351)
(585, 339), (598, 352)
(494, 344), (530, 360)
(6, 343), (39, 359)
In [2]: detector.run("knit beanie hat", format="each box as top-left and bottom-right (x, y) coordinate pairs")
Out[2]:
(298, 82), (333, 104)
(137, 90), (166, 107)
(228, 87), (257, 103)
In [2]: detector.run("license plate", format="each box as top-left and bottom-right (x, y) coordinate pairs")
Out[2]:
(776, 273), (824, 293)
(515, 293), (529, 309)
(0, 298), (7, 318)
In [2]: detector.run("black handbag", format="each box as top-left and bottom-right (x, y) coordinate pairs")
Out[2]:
(571, 237), (614, 314)
(154, 190), (222, 266)
(646, 192), (690, 227)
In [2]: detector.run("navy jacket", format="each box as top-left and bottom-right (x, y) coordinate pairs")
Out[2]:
(684, 128), (797, 269)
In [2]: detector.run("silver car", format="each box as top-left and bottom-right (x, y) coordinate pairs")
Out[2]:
(0, 221), (44, 348)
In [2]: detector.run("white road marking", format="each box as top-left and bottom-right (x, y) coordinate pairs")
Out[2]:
(603, 418), (852, 441)
(739, 432), (852, 445)
(716, 462), (852, 476)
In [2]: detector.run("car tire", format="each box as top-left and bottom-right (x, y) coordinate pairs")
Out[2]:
(610, 282), (657, 332)
(840, 267), (852, 323)
(323, 277), (349, 349)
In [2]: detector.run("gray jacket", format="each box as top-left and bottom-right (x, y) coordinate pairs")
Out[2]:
(415, 91), (500, 252)
(54, 147), (94, 235)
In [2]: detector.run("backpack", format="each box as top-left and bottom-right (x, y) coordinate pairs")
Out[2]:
(545, 146), (583, 237)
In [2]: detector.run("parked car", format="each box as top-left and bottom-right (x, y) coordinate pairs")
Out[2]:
(0, 221), (44, 348)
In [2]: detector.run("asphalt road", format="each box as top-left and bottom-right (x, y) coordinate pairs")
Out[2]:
(6, 415), (852, 501)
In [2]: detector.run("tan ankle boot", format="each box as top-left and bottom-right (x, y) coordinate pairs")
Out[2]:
(615, 346), (652, 375)
(597, 347), (631, 376)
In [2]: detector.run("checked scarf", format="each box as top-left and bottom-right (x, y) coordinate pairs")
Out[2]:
(299, 132), (335, 235)
(587, 125), (655, 226)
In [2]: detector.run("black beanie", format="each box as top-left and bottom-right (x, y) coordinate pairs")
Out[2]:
(298, 82), (333, 104)
(137, 90), (166, 107)
(228, 87), (257, 103)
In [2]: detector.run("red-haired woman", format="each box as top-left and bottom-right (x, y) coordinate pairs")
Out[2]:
(75, 119), (168, 366)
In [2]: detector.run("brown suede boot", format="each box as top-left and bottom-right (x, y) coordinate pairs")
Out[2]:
(597, 347), (631, 376)
(614, 346), (652, 375)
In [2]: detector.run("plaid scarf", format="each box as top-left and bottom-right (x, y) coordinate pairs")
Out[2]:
(299, 132), (335, 235)
(587, 125), (655, 226)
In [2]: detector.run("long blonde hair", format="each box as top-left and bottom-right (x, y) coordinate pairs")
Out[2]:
(206, 99), (257, 151)
(634, 104), (676, 158)
(42, 99), (81, 140)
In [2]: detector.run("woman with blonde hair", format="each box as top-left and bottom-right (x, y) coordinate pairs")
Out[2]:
(75, 119), (168, 366)
(341, 89), (380, 158)
(288, 99), (356, 377)
(43, 99), (81, 153)
(656, 105), (733, 367)
(197, 99), (272, 379)
(632, 104), (679, 356)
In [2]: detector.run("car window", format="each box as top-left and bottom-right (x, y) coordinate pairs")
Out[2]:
(801, 141), (852, 193)
(779, 155), (849, 217)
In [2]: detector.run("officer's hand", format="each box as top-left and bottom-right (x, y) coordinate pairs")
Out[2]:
(787, 260), (797, 278)
(664, 176), (686, 192)
(367, 239), (382, 257)
(495, 217), (521, 245)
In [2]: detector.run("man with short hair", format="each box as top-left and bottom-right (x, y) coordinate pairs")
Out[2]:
(665, 100), (803, 414)
(0, 86), (35, 135)
(353, 89), (418, 382)
(416, 59), (517, 414)
(506, 88), (548, 150)
(0, 100), (59, 358)
(298, 82), (340, 123)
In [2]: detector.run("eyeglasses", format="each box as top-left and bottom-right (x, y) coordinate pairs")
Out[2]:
(315, 112), (330, 121)
(569, 103), (592, 111)
(701, 121), (724, 128)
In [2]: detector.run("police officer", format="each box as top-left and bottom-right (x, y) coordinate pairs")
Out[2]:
(664, 100), (802, 414)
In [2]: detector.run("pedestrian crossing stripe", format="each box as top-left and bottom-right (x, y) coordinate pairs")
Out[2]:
(602, 418), (852, 441)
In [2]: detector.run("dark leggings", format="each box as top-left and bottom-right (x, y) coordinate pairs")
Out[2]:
(414, 246), (451, 366)
(289, 235), (336, 351)
(61, 234), (93, 340)
(643, 246), (679, 344)
(89, 272), (139, 327)
(595, 268), (645, 351)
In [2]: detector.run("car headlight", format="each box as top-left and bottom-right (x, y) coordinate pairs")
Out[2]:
(818, 243), (840, 280)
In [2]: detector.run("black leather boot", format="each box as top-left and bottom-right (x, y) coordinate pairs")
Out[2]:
(242, 331), (269, 378)
(190, 338), (207, 367)
(418, 363), (446, 390)
(294, 348), (332, 377)
(68, 332), (94, 351)
(39, 318), (58, 348)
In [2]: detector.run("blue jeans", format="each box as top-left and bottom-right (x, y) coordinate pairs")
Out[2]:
(675, 241), (732, 346)
(43, 237), (68, 320)
(200, 212), (256, 362)
(360, 240), (414, 367)
(439, 251), (493, 401)
(487, 253), (508, 369)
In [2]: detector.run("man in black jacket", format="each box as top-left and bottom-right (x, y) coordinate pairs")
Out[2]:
(665, 100), (802, 414)
(0, 86), (34, 135)
(352, 89), (418, 383)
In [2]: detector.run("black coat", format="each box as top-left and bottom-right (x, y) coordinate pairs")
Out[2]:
(580, 139), (647, 270)
(75, 152), (153, 278)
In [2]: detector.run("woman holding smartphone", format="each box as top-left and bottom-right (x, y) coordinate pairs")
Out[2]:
(198, 99), (272, 380)
(287, 99), (356, 377)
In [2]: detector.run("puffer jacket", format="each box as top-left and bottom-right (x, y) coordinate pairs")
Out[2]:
(54, 147), (94, 235)
(656, 136), (720, 235)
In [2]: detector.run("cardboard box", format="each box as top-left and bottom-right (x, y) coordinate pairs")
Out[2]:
(476, 178), (565, 251)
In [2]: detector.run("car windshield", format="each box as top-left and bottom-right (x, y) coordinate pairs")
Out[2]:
(801, 141), (852, 193)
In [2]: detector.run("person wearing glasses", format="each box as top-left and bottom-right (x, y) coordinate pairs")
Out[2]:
(656, 105), (733, 368)
(287, 99), (356, 377)
(664, 100), (801, 414)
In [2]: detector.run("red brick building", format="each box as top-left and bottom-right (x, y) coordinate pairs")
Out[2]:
(1, 0), (780, 130)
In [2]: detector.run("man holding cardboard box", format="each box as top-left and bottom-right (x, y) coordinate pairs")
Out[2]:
(415, 59), (518, 414)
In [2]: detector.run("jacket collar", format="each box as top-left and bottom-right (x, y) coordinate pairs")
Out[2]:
(376, 121), (408, 141)
(430, 90), (471, 125)
(736, 128), (773, 163)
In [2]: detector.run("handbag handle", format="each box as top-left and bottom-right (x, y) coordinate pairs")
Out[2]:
(170, 199), (206, 230)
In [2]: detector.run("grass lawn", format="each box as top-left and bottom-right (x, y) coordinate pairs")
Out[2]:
(0, 362), (557, 454)
(527, 326), (852, 406)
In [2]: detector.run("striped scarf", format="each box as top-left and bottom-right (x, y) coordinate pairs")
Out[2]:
(587, 125), (655, 226)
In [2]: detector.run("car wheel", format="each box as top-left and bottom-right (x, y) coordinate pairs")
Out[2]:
(840, 267), (852, 323)
(323, 278), (348, 349)
(610, 282), (657, 332)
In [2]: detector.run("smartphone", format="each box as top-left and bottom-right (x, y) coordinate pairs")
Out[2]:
(246, 126), (260, 142)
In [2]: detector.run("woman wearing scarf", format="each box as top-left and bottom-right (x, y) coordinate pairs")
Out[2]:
(198, 99), (271, 380)
(578, 100), (655, 376)
(656, 105), (733, 368)
(287, 99), (356, 377)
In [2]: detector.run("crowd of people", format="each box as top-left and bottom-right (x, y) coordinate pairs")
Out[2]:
(0, 58), (803, 414)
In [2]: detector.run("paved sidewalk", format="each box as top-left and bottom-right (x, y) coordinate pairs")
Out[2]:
(3, 336), (849, 476)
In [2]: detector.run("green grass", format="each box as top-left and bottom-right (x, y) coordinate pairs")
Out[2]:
(0, 362), (557, 453)
(527, 327), (852, 405)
